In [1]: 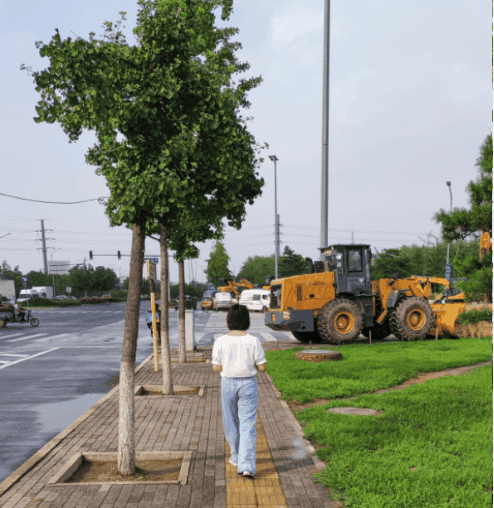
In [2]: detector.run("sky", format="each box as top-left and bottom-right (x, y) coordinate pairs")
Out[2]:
(0, 0), (491, 286)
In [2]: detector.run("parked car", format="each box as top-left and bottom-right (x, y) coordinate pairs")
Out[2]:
(54, 295), (68, 300)
(200, 290), (218, 311)
(174, 295), (196, 310)
(65, 296), (78, 300)
(213, 292), (234, 311)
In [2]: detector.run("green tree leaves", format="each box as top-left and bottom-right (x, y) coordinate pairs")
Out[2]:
(237, 255), (275, 285)
(369, 248), (414, 280)
(278, 246), (310, 278)
(206, 241), (231, 285)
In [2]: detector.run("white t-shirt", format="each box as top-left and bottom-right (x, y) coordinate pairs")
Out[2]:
(212, 332), (267, 378)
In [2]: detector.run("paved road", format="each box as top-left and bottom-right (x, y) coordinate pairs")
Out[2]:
(0, 302), (294, 483)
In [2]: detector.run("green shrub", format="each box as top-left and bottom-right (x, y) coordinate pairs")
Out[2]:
(79, 297), (109, 304)
(113, 290), (128, 298)
(458, 308), (493, 324)
(25, 298), (81, 307)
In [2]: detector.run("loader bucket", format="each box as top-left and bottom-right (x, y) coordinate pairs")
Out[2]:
(430, 302), (465, 337)
(430, 301), (492, 337)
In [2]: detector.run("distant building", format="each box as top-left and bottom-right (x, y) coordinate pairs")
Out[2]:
(48, 261), (71, 275)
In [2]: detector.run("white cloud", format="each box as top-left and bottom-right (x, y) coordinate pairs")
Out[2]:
(269, 11), (322, 47)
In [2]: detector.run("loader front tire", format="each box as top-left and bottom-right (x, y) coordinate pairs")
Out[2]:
(317, 299), (363, 345)
(389, 297), (434, 341)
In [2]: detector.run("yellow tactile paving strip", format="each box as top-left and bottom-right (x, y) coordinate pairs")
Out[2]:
(225, 414), (288, 508)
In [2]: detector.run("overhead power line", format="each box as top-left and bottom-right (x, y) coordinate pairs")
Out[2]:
(0, 192), (110, 204)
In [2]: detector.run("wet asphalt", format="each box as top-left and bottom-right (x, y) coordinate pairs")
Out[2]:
(0, 301), (185, 483)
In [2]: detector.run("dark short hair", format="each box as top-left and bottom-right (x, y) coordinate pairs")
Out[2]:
(226, 304), (250, 331)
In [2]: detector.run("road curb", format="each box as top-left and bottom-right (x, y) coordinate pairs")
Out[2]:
(264, 370), (327, 472)
(0, 352), (154, 497)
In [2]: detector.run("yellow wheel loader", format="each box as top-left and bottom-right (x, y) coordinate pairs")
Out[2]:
(264, 244), (480, 344)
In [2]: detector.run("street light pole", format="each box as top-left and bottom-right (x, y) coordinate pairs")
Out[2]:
(268, 155), (279, 279)
(446, 181), (453, 266)
(320, 0), (331, 261)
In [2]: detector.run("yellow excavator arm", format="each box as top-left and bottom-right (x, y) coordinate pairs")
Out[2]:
(480, 232), (492, 262)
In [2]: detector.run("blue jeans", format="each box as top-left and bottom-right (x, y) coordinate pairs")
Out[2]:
(221, 376), (258, 475)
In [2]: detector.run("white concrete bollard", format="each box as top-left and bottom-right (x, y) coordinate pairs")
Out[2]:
(185, 310), (196, 351)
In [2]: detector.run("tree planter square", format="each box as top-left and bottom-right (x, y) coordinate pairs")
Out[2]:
(134, 385), (205, 397)
(47, 451), (192, 485)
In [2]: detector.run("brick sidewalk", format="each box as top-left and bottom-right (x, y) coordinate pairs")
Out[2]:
(0, 342), (337, 508)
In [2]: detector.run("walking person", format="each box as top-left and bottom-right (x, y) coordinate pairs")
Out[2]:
(212, 304), (267, 479)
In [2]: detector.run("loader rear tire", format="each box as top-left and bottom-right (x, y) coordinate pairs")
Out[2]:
(317, 299), (363, 345)
(389, 297), (434, 341)
(292, 330), (322, 344)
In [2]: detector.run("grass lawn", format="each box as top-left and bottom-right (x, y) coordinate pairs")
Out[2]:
(264, 337), (492, 508)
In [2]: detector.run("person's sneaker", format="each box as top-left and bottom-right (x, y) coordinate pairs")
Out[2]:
(242, 471), (254, 479)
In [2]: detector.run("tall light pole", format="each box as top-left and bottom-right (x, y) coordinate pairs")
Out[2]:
(445, 181), (454, 288)
(268, 155), (280, 279)
(445, 181), (453, 266)
(320, 0), (331, 260)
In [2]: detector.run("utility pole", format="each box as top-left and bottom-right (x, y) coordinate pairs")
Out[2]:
(320, 0), (330, 260)
(36, 220), (54, 274)
(351, 231), (354, 244)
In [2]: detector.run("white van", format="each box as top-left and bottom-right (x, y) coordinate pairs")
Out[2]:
(239, 289), (270, 313)
(18, 289), (42, 303)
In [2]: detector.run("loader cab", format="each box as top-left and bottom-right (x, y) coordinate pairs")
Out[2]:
(318, 244), (372, 295)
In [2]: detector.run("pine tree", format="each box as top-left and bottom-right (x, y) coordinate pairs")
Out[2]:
(278, 246), (309, 278)
(434, 134), (492, 302)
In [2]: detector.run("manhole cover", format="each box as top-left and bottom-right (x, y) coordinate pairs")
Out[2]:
(295, 350), (342, 362)
(327, 407), (382, 416)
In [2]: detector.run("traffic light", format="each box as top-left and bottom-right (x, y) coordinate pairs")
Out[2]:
(89, 251), (93, 260)
(118, 251), (121, 260)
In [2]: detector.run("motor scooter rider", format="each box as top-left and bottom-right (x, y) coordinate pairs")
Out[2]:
(146, 303), (161, 337)
(14, 300), (27, 322)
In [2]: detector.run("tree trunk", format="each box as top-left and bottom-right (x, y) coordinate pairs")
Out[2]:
(178, 259), (187, 363)
(160, 224), (174, 394)
(117, 222), (145, 475)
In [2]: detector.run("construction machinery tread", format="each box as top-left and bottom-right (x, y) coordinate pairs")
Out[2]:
(389, 296), (434, 341)
(317, 298), (363, 345)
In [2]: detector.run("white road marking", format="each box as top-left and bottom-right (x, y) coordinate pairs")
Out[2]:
(10, 333), (49, 343)
(0, 353), (29, 357)
(260, 332), (277, 342)
(0, 348), (60, 370)
(0, 333), (24, 338)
